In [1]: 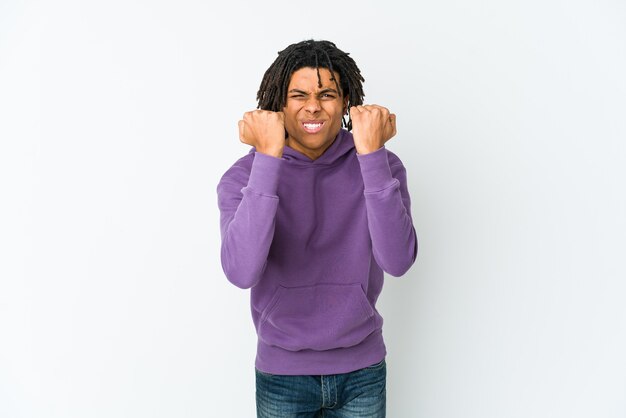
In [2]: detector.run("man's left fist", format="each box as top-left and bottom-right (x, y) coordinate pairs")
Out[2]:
(349, 105), (397, 155)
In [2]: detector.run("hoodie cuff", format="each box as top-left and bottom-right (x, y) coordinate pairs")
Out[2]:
(357, 147), (395, 192)
(247, 152), (283, 196)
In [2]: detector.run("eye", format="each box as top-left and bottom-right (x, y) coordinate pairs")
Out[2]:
(320, 93), (336, 99)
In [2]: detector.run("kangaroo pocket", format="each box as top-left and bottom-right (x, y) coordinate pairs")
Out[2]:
(257, 283), (377, 352)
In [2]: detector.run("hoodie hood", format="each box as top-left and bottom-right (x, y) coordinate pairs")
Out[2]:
(250, 129), (356, 167)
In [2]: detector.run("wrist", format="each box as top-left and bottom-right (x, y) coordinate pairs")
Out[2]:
(355, 144), (382, 155)
(256, 145), (283, 158)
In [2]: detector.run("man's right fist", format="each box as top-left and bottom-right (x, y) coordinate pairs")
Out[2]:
(238, 110), (286, 158)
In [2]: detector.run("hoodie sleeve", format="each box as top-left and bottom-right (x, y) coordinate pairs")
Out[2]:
(357, 147), (418, 276)
(217, 152), (282, 289)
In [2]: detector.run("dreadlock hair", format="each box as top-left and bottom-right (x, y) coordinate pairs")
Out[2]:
(256, 39), (365, 131)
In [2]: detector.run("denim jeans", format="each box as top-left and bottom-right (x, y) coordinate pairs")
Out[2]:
(255, 359), (386, 417)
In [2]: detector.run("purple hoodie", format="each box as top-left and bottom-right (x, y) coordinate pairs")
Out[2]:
(217, 129), (417, 375)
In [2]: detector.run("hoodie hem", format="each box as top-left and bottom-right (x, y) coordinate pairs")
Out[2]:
(254, 330), (386, 376)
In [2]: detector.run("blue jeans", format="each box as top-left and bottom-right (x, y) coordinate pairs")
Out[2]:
(255, 359), (386, 417)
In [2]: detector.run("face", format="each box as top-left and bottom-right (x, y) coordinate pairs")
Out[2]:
(282, 67), (348, 160)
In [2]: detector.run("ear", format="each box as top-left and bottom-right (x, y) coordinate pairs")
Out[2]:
(343, 97), (349, 114)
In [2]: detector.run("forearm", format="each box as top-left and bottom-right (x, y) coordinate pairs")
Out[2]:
(218, 153), (282, 288)
(358, 148), (418, 276)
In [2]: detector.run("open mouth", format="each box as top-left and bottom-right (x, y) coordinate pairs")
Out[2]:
(302, 121), (325, 134)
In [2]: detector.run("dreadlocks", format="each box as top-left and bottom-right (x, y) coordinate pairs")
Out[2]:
(256, 40), (365, 131)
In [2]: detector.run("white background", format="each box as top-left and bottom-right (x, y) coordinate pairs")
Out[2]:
(1, 0), (625, 417)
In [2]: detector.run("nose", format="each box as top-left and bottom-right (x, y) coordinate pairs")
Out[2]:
(304, 97), (321, 113)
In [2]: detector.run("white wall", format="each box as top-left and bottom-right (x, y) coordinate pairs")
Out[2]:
(1, 0), (624, 417)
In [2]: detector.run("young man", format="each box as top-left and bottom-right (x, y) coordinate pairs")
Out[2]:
(217, 39), (417, 417)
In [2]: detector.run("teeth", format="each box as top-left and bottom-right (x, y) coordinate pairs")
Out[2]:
(304, 123), (322, 129)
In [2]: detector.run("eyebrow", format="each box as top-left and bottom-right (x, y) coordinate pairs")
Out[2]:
(288, 88), (339, 95)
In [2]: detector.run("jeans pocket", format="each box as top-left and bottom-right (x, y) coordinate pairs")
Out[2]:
(364, 358), (386, 370)
(255, 368), (275, 378)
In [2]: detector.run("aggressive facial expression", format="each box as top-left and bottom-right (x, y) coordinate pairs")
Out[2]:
(282, 67), (347, 160)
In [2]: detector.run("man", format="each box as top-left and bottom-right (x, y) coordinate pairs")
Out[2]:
(217, 39), (417, 417)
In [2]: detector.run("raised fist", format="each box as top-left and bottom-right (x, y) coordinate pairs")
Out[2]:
(238, 110), (286, 158)
(349, 105), (397, 155)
